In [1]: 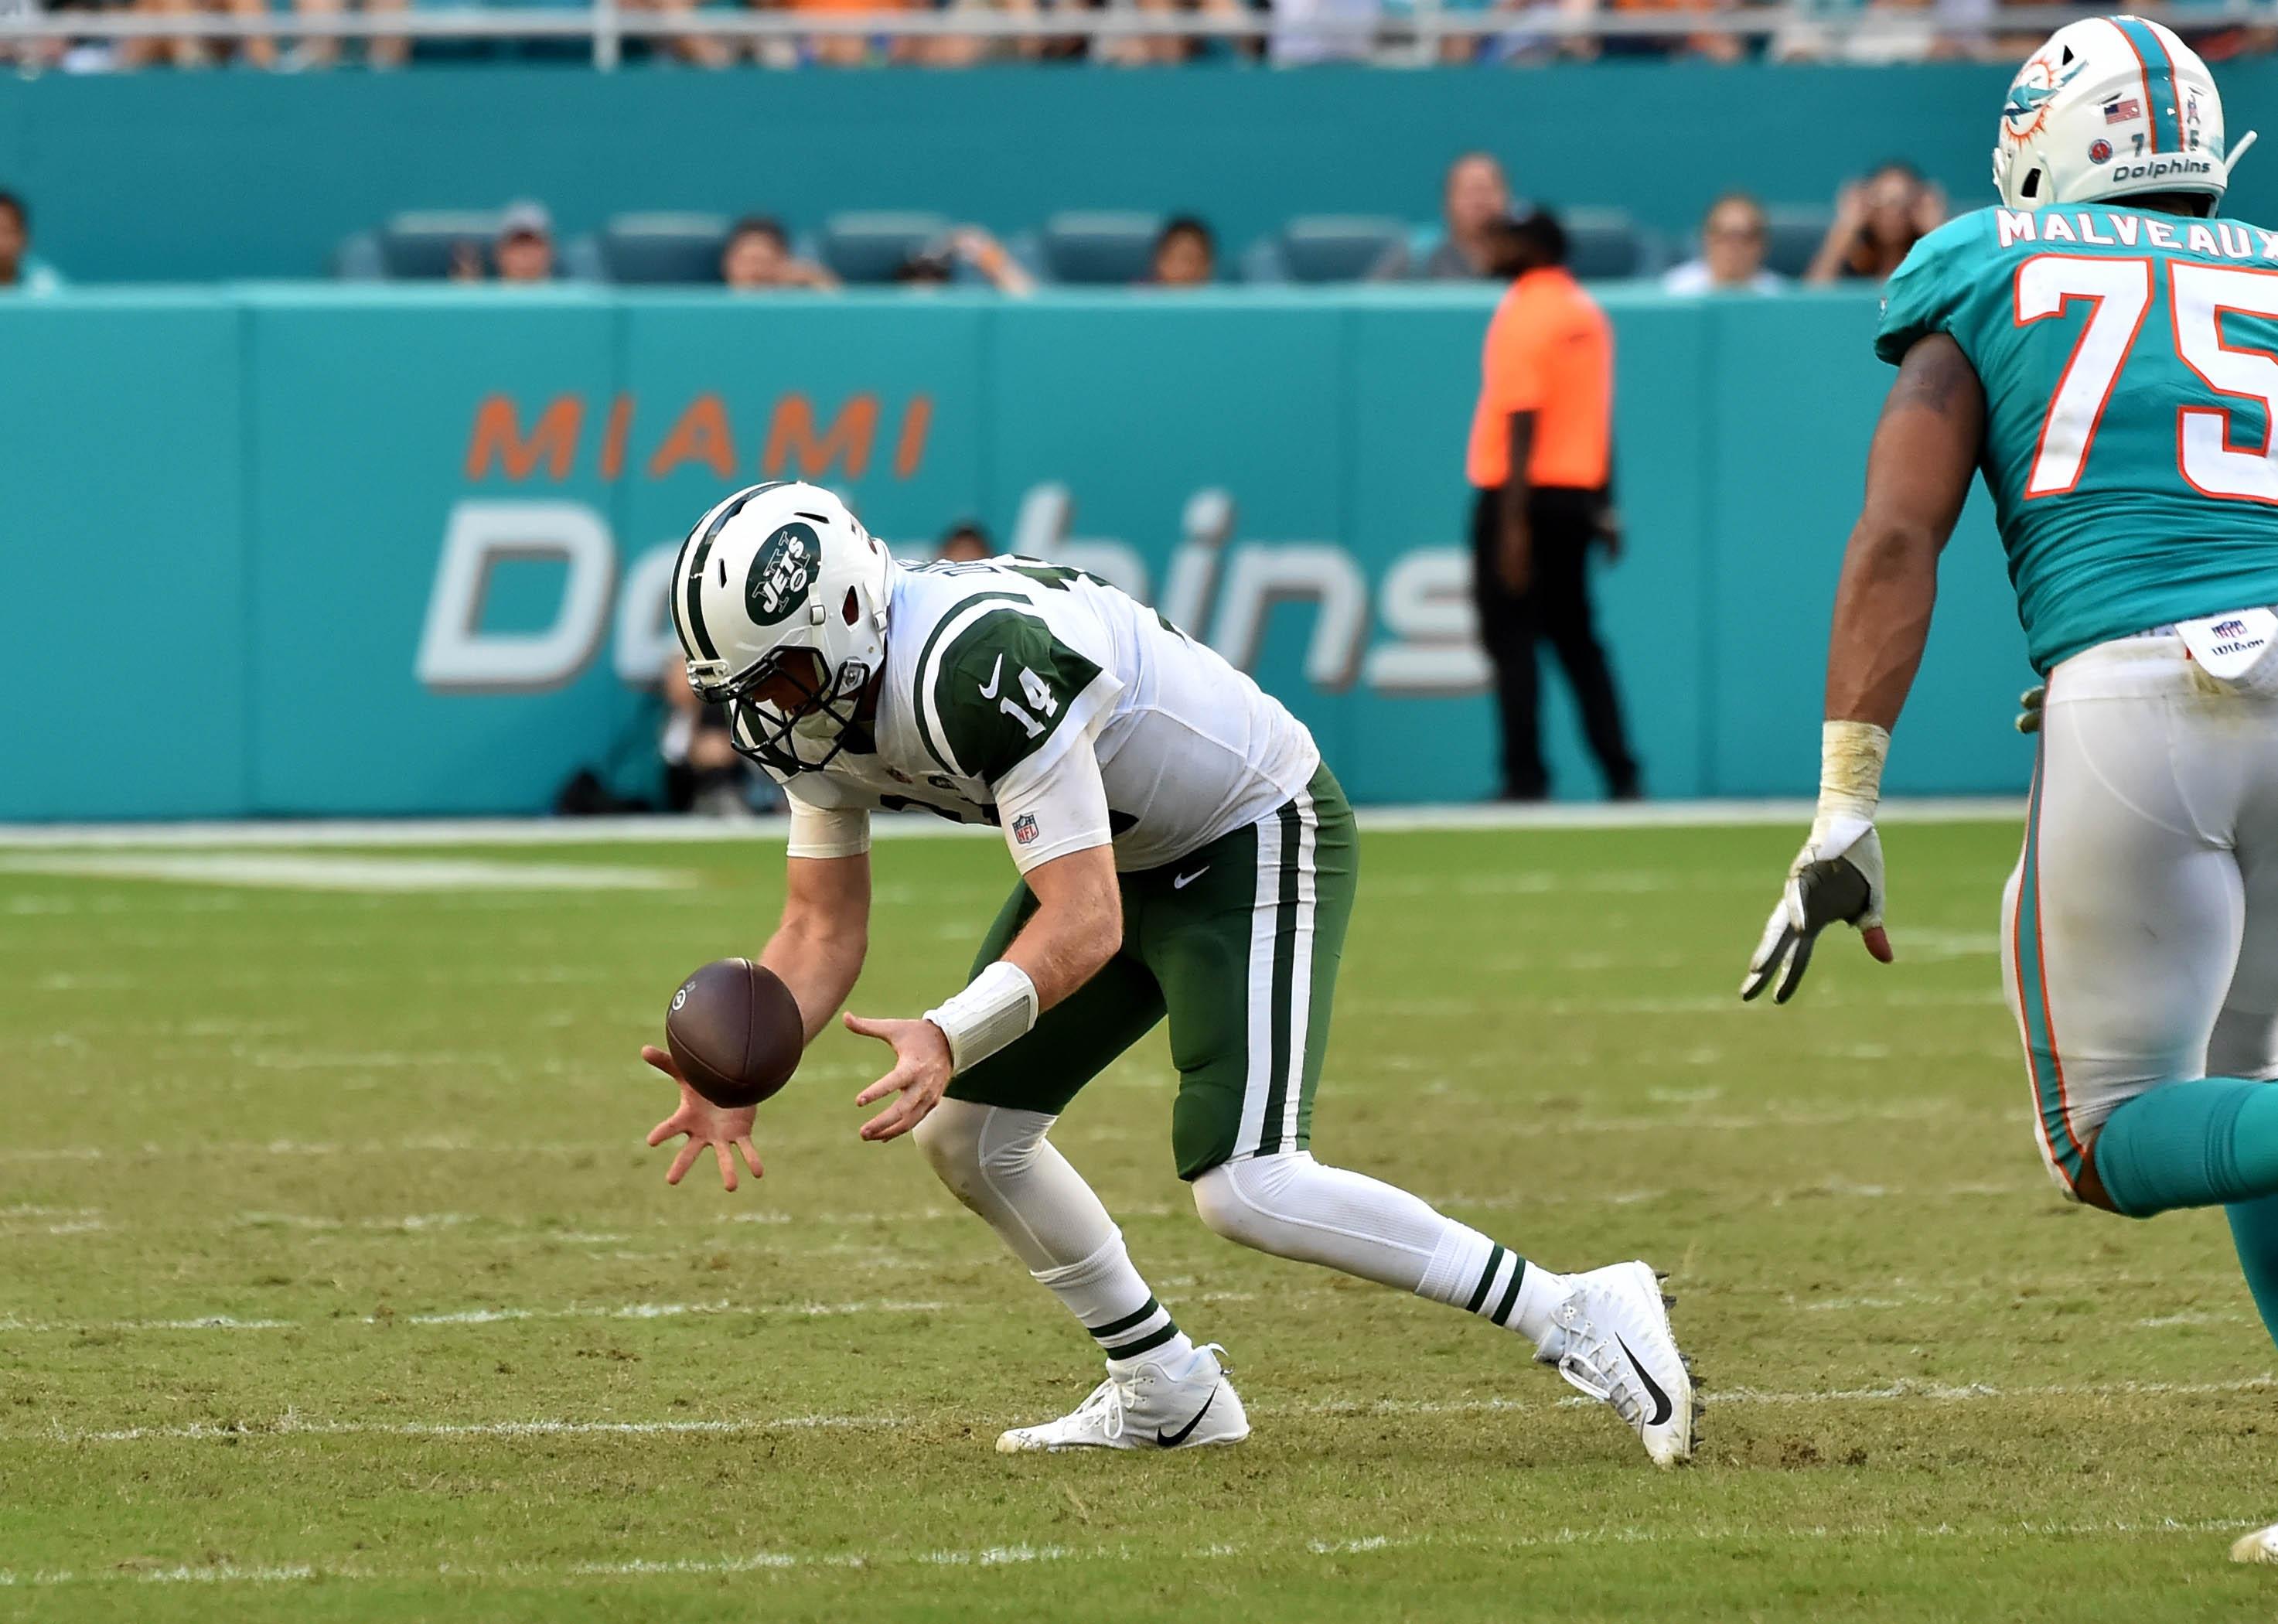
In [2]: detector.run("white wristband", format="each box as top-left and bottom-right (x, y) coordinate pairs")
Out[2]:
(1816, 719), (1890, 823)
(923, 961), (1039, 1074)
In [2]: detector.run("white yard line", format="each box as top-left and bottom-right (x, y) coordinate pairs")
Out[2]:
(0, 1101), (2014, 1166)
(0, 797), (2027, 851)
(0, 1510), (2250, 1589)
(22, 1372), (2273, 1448)
(0, 1299), (943, 1336)
(0, 852), (691, 892)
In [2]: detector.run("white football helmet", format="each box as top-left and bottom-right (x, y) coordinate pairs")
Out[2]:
(1993, 15), (2252, 212)
(667, 480), (892, 775)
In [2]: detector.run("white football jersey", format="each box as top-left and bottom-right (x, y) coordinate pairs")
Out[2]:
(769, 558), (1319, 873)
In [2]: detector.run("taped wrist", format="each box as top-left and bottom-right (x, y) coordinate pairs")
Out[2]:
(923, 961), (1038, 1074)
(1814, 719), (1890, 836)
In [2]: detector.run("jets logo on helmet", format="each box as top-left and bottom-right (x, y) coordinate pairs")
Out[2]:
(666, 481), (893, 776)
(748, 523), (821, 627)
(1992, 15), (2256, 212)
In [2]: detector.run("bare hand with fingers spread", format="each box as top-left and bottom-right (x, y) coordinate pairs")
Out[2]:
(843, 1012), (953, 1142)
(640, 1045), (764, 1192)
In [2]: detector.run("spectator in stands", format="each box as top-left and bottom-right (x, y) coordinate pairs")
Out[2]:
(939, 520), (993, 562)
(1373, 152), (1514, 281)
(892, 227), (1035, 293)
(493, 201), (557, 285)
(658, 653), (756, 818)
(1148, 216), (1216, 287)
(783, 0), (912, 67)
(0, 192), (63, 295)
(1596, 0), (1744, 61)
(1099, 0), (1246, 64)
(290, 0), (408, 70)
(1806, 161), (1944, 284)
(1662, 193), (1784, 295)
(119, 0), (276, 69)
(721, 217), (840, 290)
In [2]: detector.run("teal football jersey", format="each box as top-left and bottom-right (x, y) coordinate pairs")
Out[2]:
(1877, 203), (2278, 672)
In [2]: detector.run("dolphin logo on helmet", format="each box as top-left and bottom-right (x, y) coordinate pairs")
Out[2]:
(1993, 16), (2256, 212)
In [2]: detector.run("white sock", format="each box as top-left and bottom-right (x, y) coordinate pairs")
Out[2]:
(1036, 1233), (1196, 1370)
(1193, 1151), (1570, 1344)
(915, 1099), (1192, 1366)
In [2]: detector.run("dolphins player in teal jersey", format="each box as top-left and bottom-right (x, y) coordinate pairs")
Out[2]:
(1738, 16), (2278, 1561)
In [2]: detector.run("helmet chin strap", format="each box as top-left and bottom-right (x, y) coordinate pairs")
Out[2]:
(2230, 129), (2260, 176)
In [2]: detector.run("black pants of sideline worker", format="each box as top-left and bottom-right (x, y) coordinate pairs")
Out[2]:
(1468, 483), (1640, 801)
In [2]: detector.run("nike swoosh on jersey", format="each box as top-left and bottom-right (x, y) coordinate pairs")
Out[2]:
(1173, 867), (1209, 889)
(1156, 1388), (1216, 1447)
(978, 654), (1004, 699)
(1616, 1334), (1674, 1427)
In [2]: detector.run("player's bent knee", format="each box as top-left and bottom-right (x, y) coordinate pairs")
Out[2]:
(913, 1100), (987, 1199)
(1190, 1155), (1302, 1254)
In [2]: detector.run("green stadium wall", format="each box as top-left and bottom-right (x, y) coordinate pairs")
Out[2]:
(0, 285), (2034, 820)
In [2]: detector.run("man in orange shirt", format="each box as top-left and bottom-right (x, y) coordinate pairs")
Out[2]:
(1466, 210), (1640, 802)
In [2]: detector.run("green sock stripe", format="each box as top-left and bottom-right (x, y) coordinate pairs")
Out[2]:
(1256, 800), (1304, 1157)
(1084, 1298), (1161, 1341)
(1463, 1244), (1507, 1314)
(2014, 755), (2087, 1189)
(1489, 1258), (1529, 1328)
(1102, 1321), (1182, 1360)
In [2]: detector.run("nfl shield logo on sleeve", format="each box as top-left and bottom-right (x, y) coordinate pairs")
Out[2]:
(1013, 814), (1039, 846)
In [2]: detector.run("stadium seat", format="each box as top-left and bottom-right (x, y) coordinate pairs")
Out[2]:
(1275, 215), (1407, 282)
(594, 212), (733, 285)
(378, 210), (506, 280)
(818, 211), (952, 285)
(1560, 207), (1666, 281)
(332, 230), (385, 281)
(1038, 211), (1163, 285)
(1761, 206), (1833, 280)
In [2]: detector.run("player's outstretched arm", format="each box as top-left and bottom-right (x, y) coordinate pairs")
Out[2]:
(1742, 333), (1984, 1004)
(760, 851), (872, 1045)
(843, 843), (1120, 1144)
(636, 849), (871, 1192)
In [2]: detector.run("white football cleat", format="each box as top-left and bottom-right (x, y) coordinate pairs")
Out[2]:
(996, 1343), (1250, 1454)
(2232, 1523), (2278, 1563)
(1539, 1260), (1696, 1468)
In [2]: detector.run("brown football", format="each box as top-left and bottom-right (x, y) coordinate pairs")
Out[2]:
(664, 958), (803, 1109)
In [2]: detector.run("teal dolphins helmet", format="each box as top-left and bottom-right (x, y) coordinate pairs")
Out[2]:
(1993, 15), (2252, 212)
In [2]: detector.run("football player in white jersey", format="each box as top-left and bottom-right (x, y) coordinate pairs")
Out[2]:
(636, 480), (1695, 1463)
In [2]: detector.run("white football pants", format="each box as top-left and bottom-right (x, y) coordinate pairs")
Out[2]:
(2002, 631), (2278, 1203)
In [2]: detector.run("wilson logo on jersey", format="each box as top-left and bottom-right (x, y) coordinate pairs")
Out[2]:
(746, 523), (820, 627)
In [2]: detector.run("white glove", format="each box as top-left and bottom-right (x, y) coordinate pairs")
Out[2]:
(1741, 719), (1897, 1005)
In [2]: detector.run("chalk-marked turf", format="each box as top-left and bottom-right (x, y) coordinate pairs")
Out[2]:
(0, 1510), (2252, 1590)
(23, 1373), (2273, 1448)
(0, 1100), (2016, 1165)
(0, 797), (2026, 851)
(0, 852), (691, 892)
(0, 1298), (942, 1334)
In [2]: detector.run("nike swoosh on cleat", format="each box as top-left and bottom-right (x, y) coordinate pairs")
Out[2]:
(1156, 1388), (1217, 1447)
(1616, 1335), (1674, 1427)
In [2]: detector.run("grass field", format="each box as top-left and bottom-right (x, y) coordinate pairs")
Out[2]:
(4, 815), (2277, 1622)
